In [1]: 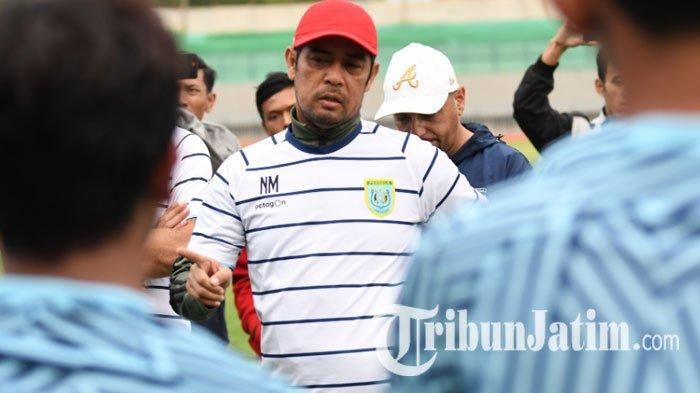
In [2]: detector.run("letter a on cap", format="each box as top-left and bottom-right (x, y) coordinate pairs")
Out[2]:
(393, 64), (419, 91)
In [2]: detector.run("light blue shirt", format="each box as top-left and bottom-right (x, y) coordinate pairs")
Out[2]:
(0, 275), (291, 393)
(391, 114), (700, 392)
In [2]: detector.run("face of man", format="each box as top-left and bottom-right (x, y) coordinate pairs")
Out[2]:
(392, 87), (466, 156)
(285, 36), (379, 129)
(178, 69), (215, 120)
(261, 86), (295, 136)
(596, 63), (627, 116)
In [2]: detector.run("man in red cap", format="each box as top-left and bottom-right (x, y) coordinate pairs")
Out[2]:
(170, 1), (483, 390)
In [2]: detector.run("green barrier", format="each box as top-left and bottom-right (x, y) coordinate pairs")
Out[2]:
(178, 19), (597, 83)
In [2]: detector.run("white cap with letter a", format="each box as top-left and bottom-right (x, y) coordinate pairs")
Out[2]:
(374, 43), (458, 120)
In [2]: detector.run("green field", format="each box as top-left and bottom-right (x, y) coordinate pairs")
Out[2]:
(224, 290), (256, 356)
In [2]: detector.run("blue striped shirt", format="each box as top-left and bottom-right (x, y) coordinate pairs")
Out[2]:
(391, 114), (700, 392)
(0, 275), (291, 392)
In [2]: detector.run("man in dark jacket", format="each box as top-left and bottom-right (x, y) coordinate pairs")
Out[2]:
(375, 43), (530, 194)
(513, 23), (628, 152)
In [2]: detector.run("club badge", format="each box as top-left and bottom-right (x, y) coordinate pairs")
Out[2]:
(364, 178), (396, 218)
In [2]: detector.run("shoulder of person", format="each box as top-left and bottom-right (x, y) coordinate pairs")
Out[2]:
(492, 137), (530, 160)
(173, 127), (208, 154)
(215, 130), (286, 179)
(202, 121), (239, 142)
(365, 120), (438, 160)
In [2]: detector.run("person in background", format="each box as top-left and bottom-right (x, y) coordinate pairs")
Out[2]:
(255, 71), (296, 136)
(0, 0), (289, 391)
(513, 23), (627, 152)
(376, 43), (531, 195)
(392, 0), (700, 391)
(178, 53), (240, 171)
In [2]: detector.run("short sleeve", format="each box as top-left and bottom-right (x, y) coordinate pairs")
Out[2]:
(186, 154), (245, 268)
(419, 147), (485, 220)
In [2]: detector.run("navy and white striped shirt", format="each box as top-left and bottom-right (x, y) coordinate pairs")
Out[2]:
(392, 114), (700, 392)
(0, 275), (290, 392)
(145, 127), (212, 329)
(189, 120), (482, 391)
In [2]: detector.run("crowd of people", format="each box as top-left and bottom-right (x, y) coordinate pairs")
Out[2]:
(0, 0), (698, 392)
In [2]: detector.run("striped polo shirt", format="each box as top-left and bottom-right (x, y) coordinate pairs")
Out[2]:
(392, 114), (700, 393)
(145, 127), (212, 329)
(189, 120), (482, 391)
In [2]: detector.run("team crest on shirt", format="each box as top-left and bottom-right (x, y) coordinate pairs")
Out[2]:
(364, 179), (395, 218)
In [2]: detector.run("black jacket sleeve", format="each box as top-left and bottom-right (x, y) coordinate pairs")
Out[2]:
(170, 256), (218, 321)
(513, 57), (580, 152)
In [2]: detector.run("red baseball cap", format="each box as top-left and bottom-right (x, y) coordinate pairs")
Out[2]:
(293, 0), (378, 56)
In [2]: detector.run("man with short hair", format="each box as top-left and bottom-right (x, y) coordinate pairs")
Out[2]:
(513, 23), (627, 151)
(0, 0), (288, 391)
(178, 53), (240, 171)
(179, 54), (218, 121)
(376, 43), (531, 194)
(170, 0), (482, 389)
(392, 0), (700, 391)
(256, 72), (296, 136)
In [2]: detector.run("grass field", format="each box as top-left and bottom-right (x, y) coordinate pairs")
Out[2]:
(224, 290), (256, 356)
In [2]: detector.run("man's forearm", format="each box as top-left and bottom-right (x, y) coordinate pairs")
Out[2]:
(541, 40), (567, 67)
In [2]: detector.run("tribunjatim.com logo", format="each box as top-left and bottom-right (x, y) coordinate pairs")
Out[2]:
(375, 305), (681, 377)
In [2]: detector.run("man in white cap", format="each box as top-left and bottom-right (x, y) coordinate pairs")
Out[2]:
(376, 43), (531, 194)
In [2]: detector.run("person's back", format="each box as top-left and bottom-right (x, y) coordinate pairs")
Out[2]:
(392, 117), (700, 392)
(391, 0), (700, 391)
(0, 1), (288, 391)
(0, 276), (286, 392)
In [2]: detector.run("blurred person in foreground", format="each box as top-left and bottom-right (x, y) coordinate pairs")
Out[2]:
(513, 23), (627, 152)
(0, 0), (288, 391)
(392, 0), (700, 391)
(376, 43), (531, 195)
(178, 53), (240, 171)
(169, 0), (482, 389)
